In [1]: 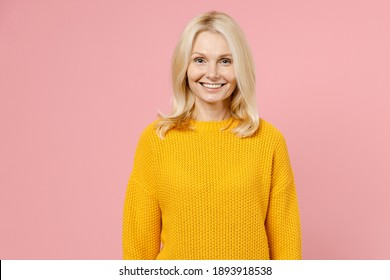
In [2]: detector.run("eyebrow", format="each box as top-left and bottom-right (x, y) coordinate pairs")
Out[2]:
(191, 52), (232, 58)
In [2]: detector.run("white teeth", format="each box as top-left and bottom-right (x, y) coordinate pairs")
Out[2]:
(202, 83), (223, 89)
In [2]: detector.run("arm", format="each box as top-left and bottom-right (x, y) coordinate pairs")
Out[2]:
(265, 132), (302, 260)
(122, 127), (161, 259)
(122, 178), (161, 259)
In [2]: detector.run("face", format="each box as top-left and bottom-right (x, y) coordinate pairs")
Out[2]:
(187, 31), (237, 116)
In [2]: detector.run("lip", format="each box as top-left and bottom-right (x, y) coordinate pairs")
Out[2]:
(199, 82), (226, 91)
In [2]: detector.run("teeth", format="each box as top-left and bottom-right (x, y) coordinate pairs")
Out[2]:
(202, 83), (223, 89)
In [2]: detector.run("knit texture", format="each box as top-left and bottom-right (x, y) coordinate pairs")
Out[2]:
(123, 117), (301, 260)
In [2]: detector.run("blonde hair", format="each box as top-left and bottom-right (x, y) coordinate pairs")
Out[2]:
(156, 11), (259, 138)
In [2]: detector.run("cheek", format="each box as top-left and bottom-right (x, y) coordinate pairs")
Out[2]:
(221, 68), (236, 83)
(187, 65), (204, 82)
(224, 70), (237, 91)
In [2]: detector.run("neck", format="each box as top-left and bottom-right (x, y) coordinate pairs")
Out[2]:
(192, 100), (232, 121)
(192, 108), (231, 121)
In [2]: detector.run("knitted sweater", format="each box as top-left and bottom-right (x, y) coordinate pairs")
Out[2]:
(122, 117), (301, 260)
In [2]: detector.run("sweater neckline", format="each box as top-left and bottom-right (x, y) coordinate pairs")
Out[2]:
(189, 117), (237, 131)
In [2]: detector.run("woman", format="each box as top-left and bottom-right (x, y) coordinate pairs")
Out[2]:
(123, 11), (301, 260)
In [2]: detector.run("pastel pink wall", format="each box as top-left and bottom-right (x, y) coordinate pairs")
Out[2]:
(1, 0), (389, 259)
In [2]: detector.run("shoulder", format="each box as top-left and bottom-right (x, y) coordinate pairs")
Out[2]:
(132, 120), (162, 158)
(258, 118), (291, 155)
(258, 118), (285, 140)
(136, 119), (163, 147)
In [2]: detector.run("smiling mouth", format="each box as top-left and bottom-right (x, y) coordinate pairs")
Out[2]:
(200, 82), (226, 89)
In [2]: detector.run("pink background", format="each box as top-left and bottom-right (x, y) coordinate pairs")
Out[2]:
(1, 0), (389, 259)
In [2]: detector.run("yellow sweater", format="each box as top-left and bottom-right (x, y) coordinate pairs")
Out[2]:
(123, 117), (301, 260)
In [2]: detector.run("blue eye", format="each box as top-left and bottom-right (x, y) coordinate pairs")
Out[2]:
(220, 59), (231, 64)
(194, 58), (205, 63)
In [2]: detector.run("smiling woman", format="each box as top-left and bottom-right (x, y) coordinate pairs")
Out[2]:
(156, 11), (258, 138)
(122, 11), (302, 260)
(187, 31), (237, 121)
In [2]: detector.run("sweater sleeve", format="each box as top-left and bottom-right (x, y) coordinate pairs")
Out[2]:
(122, 127), (161, 259)
(265, 132), (302, 260)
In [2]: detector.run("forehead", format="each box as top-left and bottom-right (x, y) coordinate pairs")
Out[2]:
(191, 31), (231, 55)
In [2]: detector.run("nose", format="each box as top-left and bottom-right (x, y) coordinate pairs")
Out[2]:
(207, 63), (220, 80)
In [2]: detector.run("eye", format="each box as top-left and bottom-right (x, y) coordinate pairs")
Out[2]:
(220, 58), (232, 65)
(194, 58), (205, 64)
